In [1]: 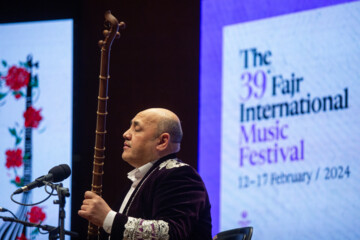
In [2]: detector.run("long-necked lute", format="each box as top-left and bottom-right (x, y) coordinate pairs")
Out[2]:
(87, 11), (125, 240)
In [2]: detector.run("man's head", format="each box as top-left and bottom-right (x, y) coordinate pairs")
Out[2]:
(122, 108), (182, 168)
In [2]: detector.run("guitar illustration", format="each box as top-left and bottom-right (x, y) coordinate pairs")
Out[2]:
(0, 55), (45, 240)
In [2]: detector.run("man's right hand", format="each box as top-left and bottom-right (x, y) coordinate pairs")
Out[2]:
(78, 191), (111, 227)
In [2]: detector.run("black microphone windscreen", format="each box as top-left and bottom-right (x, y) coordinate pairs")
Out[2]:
(48, 164), (71, 182)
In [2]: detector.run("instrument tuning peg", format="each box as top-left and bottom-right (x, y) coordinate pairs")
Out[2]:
(98, 40), (104, 48)
(103, 30), (109, 37)
(115, 32), (121, 39)
(119, 22), (126, 29)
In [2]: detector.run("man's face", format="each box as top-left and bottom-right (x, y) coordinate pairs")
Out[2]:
(122, 111), (160, 168)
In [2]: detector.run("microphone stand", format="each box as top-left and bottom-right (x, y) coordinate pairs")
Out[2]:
(4, 181), (76, 239)
(0, 216), (78, 239)
(48, 182), (71, 240)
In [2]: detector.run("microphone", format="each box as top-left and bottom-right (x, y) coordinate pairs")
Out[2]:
(0, 207), (9, 212)
(0, 207), (18, 219)
(13, 164), (71, 195)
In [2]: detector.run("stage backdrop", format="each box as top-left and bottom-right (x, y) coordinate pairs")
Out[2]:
(199, 0), (360, 239)
(0, 20), (73, 239)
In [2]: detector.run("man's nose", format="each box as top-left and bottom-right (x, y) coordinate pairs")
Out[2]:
(123, 129), (131, 139)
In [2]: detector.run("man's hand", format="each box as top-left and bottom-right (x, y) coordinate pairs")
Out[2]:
(78, 191), (111, 227)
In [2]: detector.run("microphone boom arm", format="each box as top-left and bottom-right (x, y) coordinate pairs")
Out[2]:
(0, 216), (79, 238)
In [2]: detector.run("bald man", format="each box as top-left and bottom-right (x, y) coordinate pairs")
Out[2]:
(79, 108), (212, 240)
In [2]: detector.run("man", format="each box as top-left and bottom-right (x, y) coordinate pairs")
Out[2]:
(78, 108), (212, 239)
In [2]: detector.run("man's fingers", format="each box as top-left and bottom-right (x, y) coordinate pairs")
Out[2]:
(82, 199), (92, 205)
(78, 209), (89, 219)
(80, 204), (89, 211)
(84, 190), (97, 199)
(78, 191), (110, 227)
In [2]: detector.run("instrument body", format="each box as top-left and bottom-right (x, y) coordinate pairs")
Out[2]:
(87, 11), (125, 240)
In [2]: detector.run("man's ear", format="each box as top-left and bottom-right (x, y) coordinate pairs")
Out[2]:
(156, 133), (170, 151)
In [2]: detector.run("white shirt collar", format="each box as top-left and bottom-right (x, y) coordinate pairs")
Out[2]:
(127, 160), (158, 187)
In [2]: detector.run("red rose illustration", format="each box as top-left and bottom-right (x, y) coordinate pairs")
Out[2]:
(23, 106), (43, 128)
(5, 149), (23, 169)
(16, 233), (29, 240)
(2, 66), (30, 91)
(27, 206), (46, 224)
(15, 176), (21, 183)
(15, 93), (22, 99)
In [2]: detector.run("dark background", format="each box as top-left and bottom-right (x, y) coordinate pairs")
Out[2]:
(0, 0), (200, 238)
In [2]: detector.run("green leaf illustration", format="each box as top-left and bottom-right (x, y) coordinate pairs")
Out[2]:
(31, 228), (40, 234)
(12, 91), (24, 97)
(10, 177), (24, 187)
(9, 128), (17, 136)
(1, 60), (7, 67)
(0, 92), (7, 100)
(23, 153), (30, 160)
(30, 75), (39, 87)
(19, 61), (30, 68)
(15, 136), (22, 145)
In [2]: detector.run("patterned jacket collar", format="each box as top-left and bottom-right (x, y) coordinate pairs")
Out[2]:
(151, 153), (177, 169)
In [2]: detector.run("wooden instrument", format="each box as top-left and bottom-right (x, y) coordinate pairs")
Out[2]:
(87, 11), (125, 240)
